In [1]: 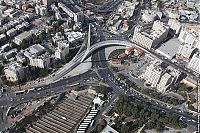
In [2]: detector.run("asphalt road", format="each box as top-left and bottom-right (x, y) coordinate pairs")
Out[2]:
(91, 44), (197, 127)
(0, 21), (198, 131)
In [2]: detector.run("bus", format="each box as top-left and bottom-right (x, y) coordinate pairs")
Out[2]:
(90, 120), (96, 127)
(6, 106), (13, 116)
(27, 88), (36, 93)
(15, 90), (26, 95)
(69, 83), (80, 87)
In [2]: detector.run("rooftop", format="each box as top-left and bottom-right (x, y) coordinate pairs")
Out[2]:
(14, 31), (32, 40)
(155, 38), (181, 60)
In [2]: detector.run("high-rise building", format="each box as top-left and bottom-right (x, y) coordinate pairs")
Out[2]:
(176, 43), (197, 59)
(132, 20), (169, 49)
(187, 53), (200, 73)
(168, 19), (182, 35)
(55, 41), (69, 60)
(178, 27), (199, 48)
(4, 62), (25, 82)
(157, 73), (174, 93)
(142, 59), (180, 92)
(142, 60), (164, 88)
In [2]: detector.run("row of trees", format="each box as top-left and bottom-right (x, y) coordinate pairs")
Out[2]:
(119, 74), (185, 106)
(110, 96), (186, 133)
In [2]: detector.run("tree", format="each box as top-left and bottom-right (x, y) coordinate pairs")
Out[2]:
(0, 64), (4, 75)
(118, 73), (125, 80)
(38, 68), (49, 78)
(121, 124), (129, 133)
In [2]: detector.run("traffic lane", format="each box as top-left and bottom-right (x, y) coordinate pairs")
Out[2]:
(0, 71), (99, 107)
(0, 79), (86, 107)
(110, 77), (197, 121)
(95, 49), (197, 124)
(107, 78), (197, 126)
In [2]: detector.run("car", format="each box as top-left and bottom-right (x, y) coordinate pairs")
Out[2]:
(10, 98), (13, 101)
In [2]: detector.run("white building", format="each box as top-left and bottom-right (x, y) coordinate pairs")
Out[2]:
(117, 1), (136, 18)
(0, 34), (6, 42)
(42, 0), (54, 6)
(157, 73), (174, 93)
(142, 60), (164, 88)
(142, 59), (180, 92)
(166, 10), (180, 19)
(168, 19), (182, 35)
(4, 62), (24, 82)
(141, 10), (162, 23)
(66, 31), (84, 44)
(24, 44), (49, 68)
(13, 31), (33, 45)
(132, 20), (169, 49)
(35, 5), (48, 16)
(187, 53), (200, 73)
(58, 2), (74, 18)
(6, 28), (17, 37)
(29, 54), (50, 68)
(176, 43), (197, 59)
(55, 41), (69, 60)
(133, 25), (143, 35)
(178, 27), (199, 48)
(155, 38), (181, 60)
(58, 2), (83, 22)
(52, 32), (65, 44)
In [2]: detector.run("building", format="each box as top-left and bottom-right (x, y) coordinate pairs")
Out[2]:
(42, 0), (54, 6)
(58, 2), (83, 22)
(155, 38), (181, 60)
(6, 28), (17, 37)
(58, 2), (74, 18)
(132, 20), (169, 49)
(35, 5), (48, 16)
(166, 10), (180, 20)
(3, 8), (16, 16)
(13, 31), (33, 45)
(133, 25), (143, 35)
(4, 62), (24, 82)
(142, 60), (164, 88)
(178, 27), (199, 48)
(52, 32), (65, 44)
(24, 44), (48, 68)
(176, 43), (197, 60)
(187, 53), (200, 73)
(100, 125), (119, 133)
(66, 31), (84, 44)
(157, 73), (174, 93)
(168, 19), (182, 35)
(3, 48), (17, 60)
(29, 54), (50, 68)
(187, 0), (196, 8)
(117, 1), (136, 18)
(141, 10), (162, 23)
(55, 41), (69, 60)
(0, 34), (6, 42)
(142, 59), (180, 92)
(0, 5), (7, 14)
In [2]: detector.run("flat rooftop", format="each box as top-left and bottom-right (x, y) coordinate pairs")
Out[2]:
(155, 38), (181, 60)
(26, 91), (95, 133)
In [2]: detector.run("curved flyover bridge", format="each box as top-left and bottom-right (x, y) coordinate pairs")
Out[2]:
(80, 39), (152, 62)
(52, 39), (152, 82)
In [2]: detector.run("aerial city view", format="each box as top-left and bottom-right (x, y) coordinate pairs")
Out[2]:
(0, 0), (199, 132)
